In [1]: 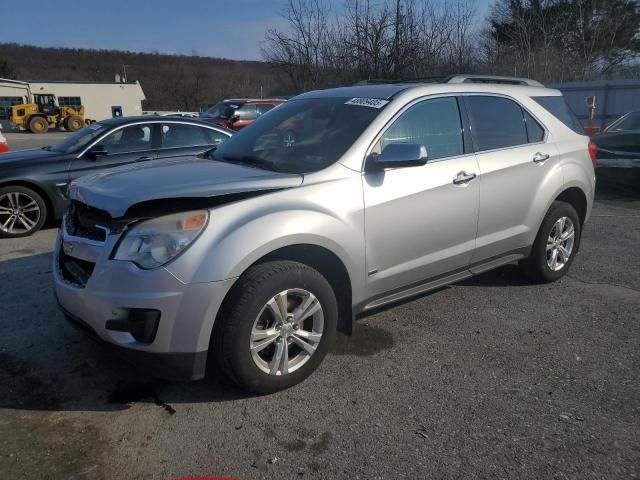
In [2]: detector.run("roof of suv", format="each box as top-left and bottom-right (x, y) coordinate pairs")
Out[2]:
(296, 75), (558, 101)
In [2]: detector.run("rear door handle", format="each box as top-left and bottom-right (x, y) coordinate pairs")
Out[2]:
(533, 152), (550, 163)
(453, 171), (477, 185)
(136, 156), (153, 162)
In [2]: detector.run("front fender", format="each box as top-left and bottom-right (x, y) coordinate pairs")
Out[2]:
(166, 174), (366, 301)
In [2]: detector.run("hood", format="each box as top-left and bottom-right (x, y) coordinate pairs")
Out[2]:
(0, 148), (59, 165)
(70, 156), (303, 217)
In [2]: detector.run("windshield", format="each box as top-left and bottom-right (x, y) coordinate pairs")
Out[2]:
(203, 101), (243, 120)
(606, 111), (640, 132)
(212, 97), (386, 174)
(52, 123), (110, 153)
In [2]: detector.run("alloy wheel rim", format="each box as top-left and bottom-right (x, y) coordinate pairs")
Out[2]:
(250, 288), (324, 376)
(0, 192), (40, 234)
(546, 216), (575, 271)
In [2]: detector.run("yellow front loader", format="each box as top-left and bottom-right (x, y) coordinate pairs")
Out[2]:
(9, 93), (85, 133)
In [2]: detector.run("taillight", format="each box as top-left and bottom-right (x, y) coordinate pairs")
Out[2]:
(588, 141), (597, 168)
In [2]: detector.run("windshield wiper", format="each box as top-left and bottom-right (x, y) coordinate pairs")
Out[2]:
(220, 154), (274, 170)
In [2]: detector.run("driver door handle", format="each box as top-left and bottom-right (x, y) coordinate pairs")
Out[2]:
(136, 156), (153, 162)
(533, 152), (550, 163)
(453, 171), (477, 185)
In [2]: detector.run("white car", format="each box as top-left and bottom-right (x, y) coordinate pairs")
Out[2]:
(0, 125), (8, 153)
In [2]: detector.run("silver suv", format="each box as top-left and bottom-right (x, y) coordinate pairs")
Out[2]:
(54, 76), (596, 393)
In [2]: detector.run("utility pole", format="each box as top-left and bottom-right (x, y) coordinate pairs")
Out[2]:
(393, 0), (401, 77)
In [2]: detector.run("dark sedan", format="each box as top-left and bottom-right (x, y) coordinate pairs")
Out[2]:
(592, 110), (640, 193)
(0, 116), (233, 237)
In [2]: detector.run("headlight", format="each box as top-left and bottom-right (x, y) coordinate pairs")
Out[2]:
(113, 210), (208, 269)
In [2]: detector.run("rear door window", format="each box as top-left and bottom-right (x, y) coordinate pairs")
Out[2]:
(161, 123), (210, 149)
(532, 96), (584, 134)
(465, 96), (528, 151)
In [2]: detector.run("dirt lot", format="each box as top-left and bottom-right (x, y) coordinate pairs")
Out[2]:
(0, 193), (638, 480)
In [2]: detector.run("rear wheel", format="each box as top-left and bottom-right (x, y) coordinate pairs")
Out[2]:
(28, 116), (48, 133)
(214, 261), (338, 394)
(520, 201), (581, 283)
(0, 185), (47, 238)
(66, 115), (84, 132)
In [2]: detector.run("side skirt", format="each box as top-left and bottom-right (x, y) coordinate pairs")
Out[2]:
(354, 248), (529, 317)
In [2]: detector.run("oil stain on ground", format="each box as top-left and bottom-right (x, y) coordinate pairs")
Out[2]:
(331, 323), (394, 357)
(109, 381), (176, 415)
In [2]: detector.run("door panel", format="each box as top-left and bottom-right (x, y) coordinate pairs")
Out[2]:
(363, 156), (480, 297)
(464, 95), (562, 262)
(472, 144), (560, 262)
(363, 96), (479, 298)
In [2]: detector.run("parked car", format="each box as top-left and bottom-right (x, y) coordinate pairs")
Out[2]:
(199, 99), (249, 124)
(54, 76), (595, 394)
(0, 116), (232, 237)
(0, 125), (8, 153)
(218, 99), (286, 131)
(592, 110), (640, 192)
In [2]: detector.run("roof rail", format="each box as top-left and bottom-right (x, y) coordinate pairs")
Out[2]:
(354, 76), (448, 86)
(446, 75), (544, 87)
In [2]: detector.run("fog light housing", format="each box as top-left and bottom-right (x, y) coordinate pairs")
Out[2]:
(105, 308), (160, 343)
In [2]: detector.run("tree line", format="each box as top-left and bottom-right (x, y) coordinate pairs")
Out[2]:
(0, 43), (289, 111)
(262, 0), (640, 90)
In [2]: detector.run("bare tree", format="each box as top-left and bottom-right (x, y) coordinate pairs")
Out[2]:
(261, 0), (334, 91)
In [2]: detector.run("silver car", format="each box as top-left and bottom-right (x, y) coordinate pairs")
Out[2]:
(54, 76), (596, 393)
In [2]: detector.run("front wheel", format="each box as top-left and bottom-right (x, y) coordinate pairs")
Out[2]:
(214, 261), (338, 394)
(66, 115), (84, 132)
(0, 185), (47, 238)
(520, 201), (581, 283)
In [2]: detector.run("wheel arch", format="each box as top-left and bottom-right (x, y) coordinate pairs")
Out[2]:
(554, 186), (588, 225)
(215, 243), (354, 339)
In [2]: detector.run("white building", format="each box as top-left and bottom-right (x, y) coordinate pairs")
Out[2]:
(0, 78), (146, 128)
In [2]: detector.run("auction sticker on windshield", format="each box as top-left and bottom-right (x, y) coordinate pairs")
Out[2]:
(345, 97), (389, 108)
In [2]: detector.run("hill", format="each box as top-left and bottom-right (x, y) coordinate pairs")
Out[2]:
(0, 43), (291, 110)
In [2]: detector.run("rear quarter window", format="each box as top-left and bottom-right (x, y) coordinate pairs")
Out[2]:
(532, 96), (585, 135)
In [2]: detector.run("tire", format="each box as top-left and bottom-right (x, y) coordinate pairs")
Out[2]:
(66, 115), (84, 132)
(0, 185), (47, 238)
(214, 261), (338, 394)
(28, 116), (48, 133)
(520, 201), (581, 283)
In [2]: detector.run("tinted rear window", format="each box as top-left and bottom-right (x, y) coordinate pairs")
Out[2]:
(532, 96), (584, 134)
(466, 96), (528, 151)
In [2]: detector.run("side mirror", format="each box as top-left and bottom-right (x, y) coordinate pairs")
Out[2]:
(368, 143), (428, 171)
(84, 144), (108, 160)
(230, 114), (240, 123)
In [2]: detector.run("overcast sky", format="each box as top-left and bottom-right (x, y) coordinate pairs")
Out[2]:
(3, 0), (494, 60)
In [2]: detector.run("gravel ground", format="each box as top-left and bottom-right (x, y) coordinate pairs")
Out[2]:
(0, 194), (638, 480)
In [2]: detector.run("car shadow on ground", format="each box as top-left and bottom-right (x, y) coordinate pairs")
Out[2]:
(0, 251), (402, 413)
